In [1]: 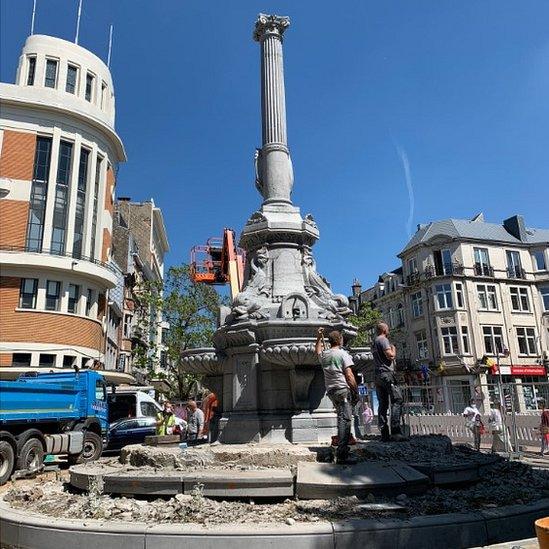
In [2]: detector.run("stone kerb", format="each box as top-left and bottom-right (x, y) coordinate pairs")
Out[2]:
(2, 498), (549, 549)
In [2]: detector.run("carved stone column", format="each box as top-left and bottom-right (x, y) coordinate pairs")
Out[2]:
(254, 14), (293, 206)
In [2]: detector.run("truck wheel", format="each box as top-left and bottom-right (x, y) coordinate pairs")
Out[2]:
(0, 440), (15, 485)
(69, 432), (103, 464)
(17, 438), (44, 472)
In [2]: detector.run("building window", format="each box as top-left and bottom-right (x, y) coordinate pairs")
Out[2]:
(160, 351), (168, 369)
(483, 326), (505, 355)
(123, 313), (133, 338)
(66, 64), (78, 94)
(477, 284), (498, 311)
(39, 353), (55, 367)
(516, 327), (537, 356)
(415, 330), (428, 359)
(63, 355), (76, 368)
(461, 326), (470, 354)
(533, 250), (547, 272)
(68, 284), (80, 313)
(506, 250), (524, 278)
(51, 141), (73, 254)
(435, 284), (453, 310)
(44, 59), (58, 88)
(85, 289), (94, 316)
(510, 286), (530, 312)
(19, 278), (38, 309)
(90, 156), (102, 260)
(407, 257), (417, 275)
(411, 291), (423, 318)
(72, 148), (90, 258)
(45, 280), (61, 311)
(541, 287), (549, 312)
(433, 249), (452, 276)
(101, 81), (108, 109)
(85, 72), (94, 101)
(474, 247), (492, 276)
(13, 353), (31, 367)
(456, 283), (464, 308)
(441, 326), (459, 355)
(26, 136), (53, 252)
(27, 56), (36, 85)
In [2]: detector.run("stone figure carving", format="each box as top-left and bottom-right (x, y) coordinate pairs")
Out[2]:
(304, 213), (317, 230)
(232, 247), (271, 320)
(246, 210), (267, 226)
(302, 249), (351, 318)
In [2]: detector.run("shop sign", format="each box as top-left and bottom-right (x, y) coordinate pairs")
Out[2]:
(510, 365), (546, 376)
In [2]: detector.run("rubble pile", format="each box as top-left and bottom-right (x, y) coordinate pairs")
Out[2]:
(4, 460), (548, 526)
(119, 443), (316, 471)
(356, 435), (495, 467)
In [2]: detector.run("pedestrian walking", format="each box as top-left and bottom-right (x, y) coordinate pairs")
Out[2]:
(463, 398), (483, 451)
(372, 322), (404, 442)
(539, 399), (549, 456)
(488, 400), (510, 453)
(316, 328), (358, 464)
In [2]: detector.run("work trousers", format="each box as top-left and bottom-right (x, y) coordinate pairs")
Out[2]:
(375, 375), (403, 435)
(328, 388), (353, 459)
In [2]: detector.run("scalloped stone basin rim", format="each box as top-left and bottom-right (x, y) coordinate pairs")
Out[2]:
(1, 498), (548, 549)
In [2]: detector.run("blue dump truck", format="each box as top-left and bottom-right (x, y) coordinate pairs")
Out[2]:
(0, 370), (108, 485)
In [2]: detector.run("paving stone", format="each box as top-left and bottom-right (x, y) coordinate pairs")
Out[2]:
(296, 461), (429, 499)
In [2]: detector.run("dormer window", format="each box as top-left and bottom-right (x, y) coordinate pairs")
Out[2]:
(45, 59), (58, 88)
(27, 56), (36, 85)
(66, 64), (78, 94)
(85, 72), (95, 102)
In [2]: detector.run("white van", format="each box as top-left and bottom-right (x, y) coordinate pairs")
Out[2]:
(107, 389), (163, 423)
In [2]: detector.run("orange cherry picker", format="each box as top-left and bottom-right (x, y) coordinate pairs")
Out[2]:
(189, 229), (245, 301)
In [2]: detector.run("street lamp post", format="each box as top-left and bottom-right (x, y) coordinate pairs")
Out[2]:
(496, 345), (511, 454)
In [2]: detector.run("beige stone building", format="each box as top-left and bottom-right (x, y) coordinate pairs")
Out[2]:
(350, 214), (549, 413)
(112, 198), (169, 376)
(0, 34), (126, 373)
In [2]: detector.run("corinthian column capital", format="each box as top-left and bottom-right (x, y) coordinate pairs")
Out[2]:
(253, 13), (290, 42)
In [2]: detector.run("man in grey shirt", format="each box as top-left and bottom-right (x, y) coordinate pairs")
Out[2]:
(316, 328), (358, 464)
(373, 322), (404, 442)
(186, 400), (205, 443)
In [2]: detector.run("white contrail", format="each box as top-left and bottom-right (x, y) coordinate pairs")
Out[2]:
(395, 144), (415, 239)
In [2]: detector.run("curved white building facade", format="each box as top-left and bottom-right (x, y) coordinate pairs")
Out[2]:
(0, 34), (126, 370)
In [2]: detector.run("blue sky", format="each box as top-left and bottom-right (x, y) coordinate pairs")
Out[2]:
(2, 1), (548, 295)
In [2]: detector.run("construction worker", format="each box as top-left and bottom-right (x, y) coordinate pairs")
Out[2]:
(156, 402), (176, 436)
(373, 322), (405, 442)
(316, 328), (358, 464)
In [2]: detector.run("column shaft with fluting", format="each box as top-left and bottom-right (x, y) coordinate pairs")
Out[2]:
(253, 14), (293, 205)
(261, 33), (287, 146)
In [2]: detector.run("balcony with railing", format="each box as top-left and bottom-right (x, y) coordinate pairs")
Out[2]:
(0, 244), (118, 287)
(507, 265), (526, 279)
(474, 263), (495, 278)
(424, 262), (465, 279)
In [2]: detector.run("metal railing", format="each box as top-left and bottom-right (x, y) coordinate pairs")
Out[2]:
(507, 265), (526, 279)
(357, 381), (549, 454)
(474, 263), (495, 278)
(0, 244), (117, 274)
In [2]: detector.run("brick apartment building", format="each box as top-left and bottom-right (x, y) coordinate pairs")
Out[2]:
(0, 34), (126, 373)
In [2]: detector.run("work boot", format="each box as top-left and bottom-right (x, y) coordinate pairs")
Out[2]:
(390, 433), (409, 442)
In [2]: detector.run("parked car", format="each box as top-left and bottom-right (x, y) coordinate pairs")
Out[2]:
(104, 416), (187, 452)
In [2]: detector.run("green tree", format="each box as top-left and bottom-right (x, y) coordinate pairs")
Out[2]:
(132, 264), (224, 399)
(348, 302), (383, 347)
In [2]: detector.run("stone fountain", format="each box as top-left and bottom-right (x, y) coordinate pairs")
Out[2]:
(181, 14), (370, 443)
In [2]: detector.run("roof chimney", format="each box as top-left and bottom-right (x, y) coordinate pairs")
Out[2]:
(503, 215), (527, 242)
(351, 278), (362, 297)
